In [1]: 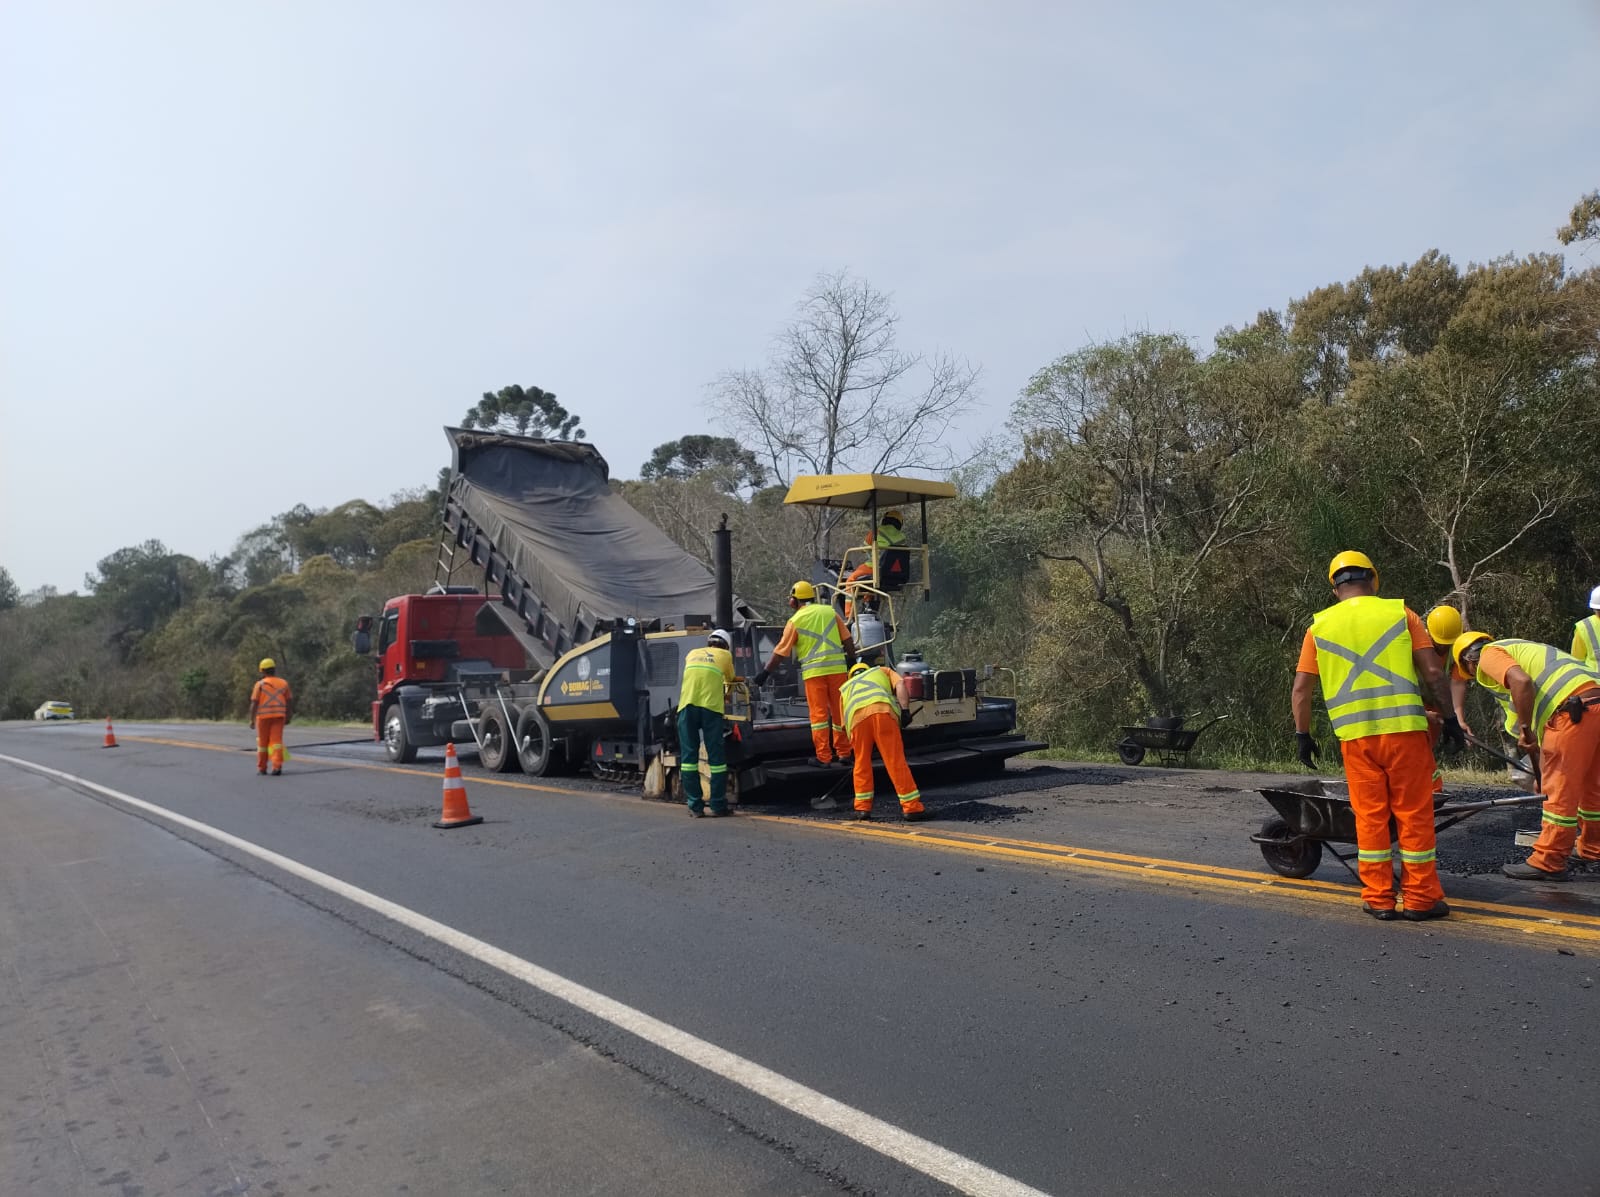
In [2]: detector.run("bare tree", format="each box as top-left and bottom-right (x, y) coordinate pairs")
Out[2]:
(711, 271), (980, 552)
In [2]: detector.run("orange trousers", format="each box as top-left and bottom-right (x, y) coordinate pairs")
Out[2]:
(849, 711), (923, 814)
(256, 717), (285, 772)
(803, 672), (850, 762)
(1526, 693), (1600, 872)
(1342, 729), (1443, 912)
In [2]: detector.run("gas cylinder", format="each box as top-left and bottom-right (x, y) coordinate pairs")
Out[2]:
(898, 650), (931, 701)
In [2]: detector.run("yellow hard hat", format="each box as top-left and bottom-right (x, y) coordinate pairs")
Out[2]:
(849, 661), (872, 676)
(1425, 604), (1464, 646)
(790, 580), (817, 602)
(881, 509), (903, 527)
(1451, 631), (1493, 672)
(259, 657), (276, 671)
(1327, 550), (1378, 589)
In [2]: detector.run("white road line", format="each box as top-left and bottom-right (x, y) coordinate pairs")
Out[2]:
(0, 753), (1051, 1197)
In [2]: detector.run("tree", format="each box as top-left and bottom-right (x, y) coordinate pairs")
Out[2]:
(1557, 190), (1600, 246)
(1003, 332), (1284, 715)
(640, 436), (766, 492)
(0, 566), (18, 611)
(461, 385), (584, 439)
(711, 271), (979, 551)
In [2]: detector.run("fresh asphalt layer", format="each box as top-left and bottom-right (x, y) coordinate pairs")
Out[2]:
(3, 720), (1598, 1195)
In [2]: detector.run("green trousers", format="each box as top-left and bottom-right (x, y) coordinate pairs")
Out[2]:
(678, 704), (727, 812)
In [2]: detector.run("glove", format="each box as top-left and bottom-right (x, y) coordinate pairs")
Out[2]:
(1295, 731), (1319, 770)
(752, 668), (771, 689)
(844, 646), (859, 669)
(1438, 715), (1466, 753)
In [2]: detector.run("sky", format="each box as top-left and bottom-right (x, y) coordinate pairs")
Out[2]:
(2, 1), (1597, 593)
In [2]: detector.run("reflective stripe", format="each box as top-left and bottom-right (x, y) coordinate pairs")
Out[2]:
(1543, 811), (1580, 828)
(707, 764), (726, 775)
(855, 792), (873, 802)
(1398, 848), (1437, 864)
(1358, 848), (1393, 862)
(898, 789), (922, 801)
(842, 668), (899, 732)
(1579, 809), (1600, 822)
(1577, 616), (1600, 666)
(810, 720), (830, 730)
(790, 603), (846, 678)
(254, 677), (291, 715)
(1310, 597), (1428, 741)
(1479, 640), (1600, 733)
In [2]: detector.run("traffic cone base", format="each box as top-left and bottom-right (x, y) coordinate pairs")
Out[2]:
(102, 718), (118, 749)
(433, 743), (482, 829)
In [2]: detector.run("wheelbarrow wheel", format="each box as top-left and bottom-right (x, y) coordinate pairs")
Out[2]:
(1116, 740), (1146, 766)
(1257, 816), (1323, 878)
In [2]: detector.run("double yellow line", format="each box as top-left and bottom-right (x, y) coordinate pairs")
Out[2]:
(118, 734), (1600, 950)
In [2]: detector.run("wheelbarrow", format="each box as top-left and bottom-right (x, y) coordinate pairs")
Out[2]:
(1114, 714), (1229, 766)
(1251, 779), (1546, 879)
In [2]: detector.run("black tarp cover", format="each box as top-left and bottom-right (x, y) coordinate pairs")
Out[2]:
(446, 429), (751, 634)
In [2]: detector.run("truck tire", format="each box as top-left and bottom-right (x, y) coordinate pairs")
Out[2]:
(383, 705), (417, 764)
(478, 705), (516, 773)
(515, 706), (556, 777)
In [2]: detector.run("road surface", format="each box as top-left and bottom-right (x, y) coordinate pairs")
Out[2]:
(3, 719), (1597, 1195)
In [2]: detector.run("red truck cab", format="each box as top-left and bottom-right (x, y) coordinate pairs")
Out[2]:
(359, 591), (527, 739)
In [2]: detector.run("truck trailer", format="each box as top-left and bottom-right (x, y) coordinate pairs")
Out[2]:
(353, 428), (1043, 799)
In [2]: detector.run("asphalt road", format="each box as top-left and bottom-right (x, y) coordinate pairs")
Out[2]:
(3, 719), (1598, 1196)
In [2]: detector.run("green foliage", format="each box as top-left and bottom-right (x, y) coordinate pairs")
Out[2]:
(0, 566), (18, 611)
(641, 436), (767, 491)
(1557, 191), (1600, 246)
(461, 384), (584, 439)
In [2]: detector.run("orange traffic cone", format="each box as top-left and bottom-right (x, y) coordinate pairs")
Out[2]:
(102, 717), (119, 749)
(432, 743), (482, 829)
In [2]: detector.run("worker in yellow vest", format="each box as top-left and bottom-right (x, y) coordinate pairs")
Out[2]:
(678, 629), (737, 817)
(752, 582), (858, 766)
(1421, 603), (1478, 793)
(1292, 552), (1462, 920)
(1452, 631), (1600, 879)
(840, 658), (926, 821)
(1572, 586), (1600, 666)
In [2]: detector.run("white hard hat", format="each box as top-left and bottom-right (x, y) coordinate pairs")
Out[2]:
(1589, 585), (1600, 610)
(708, 628), (731, 647)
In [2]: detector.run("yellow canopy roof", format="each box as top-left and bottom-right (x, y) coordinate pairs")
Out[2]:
(783, 473), (958, 509)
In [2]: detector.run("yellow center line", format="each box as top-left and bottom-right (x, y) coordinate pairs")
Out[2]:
(115, 734), (1600, 946)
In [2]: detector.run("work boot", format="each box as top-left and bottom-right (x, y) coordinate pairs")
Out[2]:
(806, 757), (831, 768)
(902, 809), (930, 823)
(1503, 860), (1567, 881)
(1361, 902), (1398, 921)
(686, 805), (705, 818)
(1401, 901), (1450, 922)
(706, 807), (731, 818)
(270, 769), (282, 776)
(852, 809), (873, 821)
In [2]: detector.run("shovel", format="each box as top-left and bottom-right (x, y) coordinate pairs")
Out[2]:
(1464, 733), (1540, 791)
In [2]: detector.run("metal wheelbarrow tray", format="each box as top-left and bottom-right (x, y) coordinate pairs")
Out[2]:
(1251, 780), (1546, 879)
(1114, 714), (1229, 766)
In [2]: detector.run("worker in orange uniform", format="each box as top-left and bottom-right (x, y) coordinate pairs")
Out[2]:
(1452, 631), (1600, 880)
(752, 581), (858, 766)
(1292, 552), (1463, 920)
(248, 657), (294, 776)
(678, 628), (736, 818)
(1572, 586), (1600, 666)
(1421, 604), (1477, 793)
(841, 658), (926, 821)
(842, 510), (909, 614)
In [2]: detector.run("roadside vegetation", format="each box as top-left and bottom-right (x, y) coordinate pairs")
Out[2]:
(4, 193), (1597, 768)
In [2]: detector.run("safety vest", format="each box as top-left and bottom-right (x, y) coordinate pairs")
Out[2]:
(1310, 596), (1428, 741)
(253, 676), (291, 716)
(1575, 615), (1600, 667)
(678, 646), (732, 714)
(875, 523), (907, 548)
(1474, 639), (1600, 736)
(842, 667), (898, 733)
(789, 603), (847, 679)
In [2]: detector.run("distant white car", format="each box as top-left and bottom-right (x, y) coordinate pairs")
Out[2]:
(33, 700), (75, 721)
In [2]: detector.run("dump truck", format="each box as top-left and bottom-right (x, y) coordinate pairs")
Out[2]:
(352, 427), (1043, 798)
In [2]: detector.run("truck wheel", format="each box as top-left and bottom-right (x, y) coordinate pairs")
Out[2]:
(478, 706), (516, 773)
(383, 706), (417, 764)
(515, 706), (555, 777)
